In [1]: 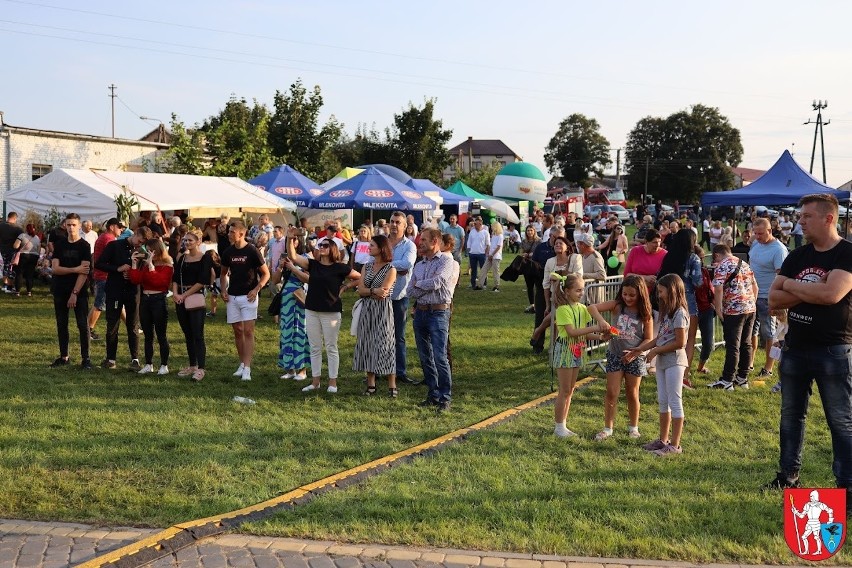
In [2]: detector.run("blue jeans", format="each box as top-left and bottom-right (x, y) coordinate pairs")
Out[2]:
(469, 253), (485, 287)
(392, 297), (409, 377)
(413, 308), (452, 403)
(779, 345), (852, 486)
(698, 308), (715, 362)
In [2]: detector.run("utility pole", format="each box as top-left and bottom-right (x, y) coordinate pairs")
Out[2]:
(804, 100), (829, 183)
(615, 148), (621, 188)
(643, 155), (650, 205)
(108, 84), (117, 138)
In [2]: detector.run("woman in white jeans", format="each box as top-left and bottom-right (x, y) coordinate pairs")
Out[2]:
(476, 221), (504, 291)
(285, 230), (360, 393)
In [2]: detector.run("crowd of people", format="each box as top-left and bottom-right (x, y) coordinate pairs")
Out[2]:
(1, 192), (850, 492)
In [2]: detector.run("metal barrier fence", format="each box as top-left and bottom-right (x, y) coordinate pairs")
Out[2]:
(576, 272), (726, 373)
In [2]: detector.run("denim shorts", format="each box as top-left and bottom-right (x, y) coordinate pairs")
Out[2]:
(93, 280), (107, 311)
(752, 297), (776, 340)
(605, 350), (647, 376)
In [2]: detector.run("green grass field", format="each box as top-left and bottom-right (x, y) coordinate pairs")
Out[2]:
(0, 255), (844, 564)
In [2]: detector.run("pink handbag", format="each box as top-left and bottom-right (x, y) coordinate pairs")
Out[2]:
(183, 293), (206, 311)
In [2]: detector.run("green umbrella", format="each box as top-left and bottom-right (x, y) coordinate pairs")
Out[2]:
(444, 180), (490, 200)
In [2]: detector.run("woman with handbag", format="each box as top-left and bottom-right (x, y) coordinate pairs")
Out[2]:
(519, 225), (541, 313)
(13, 224), (41, 297)
(353, 235), (398, 397)
(286, 228), (360, 394)
(171, 229), (212, 381)
(129, 239), (174, 375)
(271, 237), (310, 382)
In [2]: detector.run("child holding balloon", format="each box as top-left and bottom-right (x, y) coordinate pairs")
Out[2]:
(598, 224), (629, 276)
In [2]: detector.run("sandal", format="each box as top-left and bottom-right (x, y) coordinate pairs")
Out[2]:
(363, 386), (377, 396)
(191, 369), (205, 382)
(389, 387), (398, 398)
(177, 366), (196, 377)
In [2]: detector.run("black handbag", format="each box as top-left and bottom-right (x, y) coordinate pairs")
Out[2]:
(267, 290), (283, 316)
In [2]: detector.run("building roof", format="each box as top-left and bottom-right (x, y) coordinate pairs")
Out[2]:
(731, 166), (766, 183)
(0, 113), (169, 149)
(447, 137), (519, 158)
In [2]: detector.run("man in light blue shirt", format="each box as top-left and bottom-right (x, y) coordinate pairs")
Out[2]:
(444, 214), (466, 264)
(388, 211), (418, 384)
(749, 217), (788, 379)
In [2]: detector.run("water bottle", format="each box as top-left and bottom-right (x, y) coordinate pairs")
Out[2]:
(232, 396), (256, 405)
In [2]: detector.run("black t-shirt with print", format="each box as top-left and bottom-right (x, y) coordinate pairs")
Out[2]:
(780, 238), (852, 347)
(305, 259), (351, 313)
(53, 237), (92, 295)
(220, 244), (265, 296)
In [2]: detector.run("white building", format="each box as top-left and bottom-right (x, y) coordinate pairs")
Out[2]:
(0, 112), (169, 213)
(442, 137), (521, 181)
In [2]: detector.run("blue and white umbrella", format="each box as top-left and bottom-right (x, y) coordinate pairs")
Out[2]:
(249, 165), (323, 208)
(309, 167), (436, 211)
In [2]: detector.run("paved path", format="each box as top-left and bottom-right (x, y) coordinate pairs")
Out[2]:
(0, 519), (813, 568)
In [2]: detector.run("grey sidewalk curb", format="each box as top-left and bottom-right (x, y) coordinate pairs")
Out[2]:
(0, 519), (818, 568)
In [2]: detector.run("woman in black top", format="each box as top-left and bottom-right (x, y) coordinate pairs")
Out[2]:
(171, 228), (213, 381)
(286, 228), (360, 394)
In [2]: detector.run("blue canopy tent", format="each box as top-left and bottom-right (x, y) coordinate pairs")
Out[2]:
(308, 167), (436, 212)
(701, 150), (851, 207)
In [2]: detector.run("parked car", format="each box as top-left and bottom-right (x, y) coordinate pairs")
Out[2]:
(754, 206), (780, 218)
(586, 204), (631, 225)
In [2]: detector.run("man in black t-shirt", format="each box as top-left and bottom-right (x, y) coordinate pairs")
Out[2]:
(0, 211), (21, 293)
(767, 193), (852, 496)
(220, 219), (269, 382)
(49, 213), (93, 369)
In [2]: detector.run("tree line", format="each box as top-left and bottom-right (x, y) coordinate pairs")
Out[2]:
(545, 105), (743, 203)
(158, 80), (454, 185)
(160, 78), (745, 202)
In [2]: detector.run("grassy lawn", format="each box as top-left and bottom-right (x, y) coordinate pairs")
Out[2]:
(0, 252), (842, 564)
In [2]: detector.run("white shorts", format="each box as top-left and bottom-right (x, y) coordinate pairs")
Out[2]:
(226, 294), (259, 324)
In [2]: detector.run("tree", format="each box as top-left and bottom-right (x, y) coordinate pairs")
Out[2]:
(451, 163), (501, 195)
(201, 95), (275, 179)
(624, 104), (743, 203)
(544, 114), (612, 185)
(268, 80), (343, 181)
(157, 114), (206, 175)
(389, 99), (453, 182)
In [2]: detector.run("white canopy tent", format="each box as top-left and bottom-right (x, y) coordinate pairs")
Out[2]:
(3, 169), (297, 223)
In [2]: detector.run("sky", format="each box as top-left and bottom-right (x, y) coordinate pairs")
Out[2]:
(2, 0), (852, 187)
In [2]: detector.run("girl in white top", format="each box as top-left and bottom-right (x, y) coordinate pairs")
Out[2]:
(476, 221), (504, 292)
(350, 226), (373, 272)
(709, 221), (723, 246)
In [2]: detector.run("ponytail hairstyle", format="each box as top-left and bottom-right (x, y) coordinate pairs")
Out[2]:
(551, 272), (584, 309)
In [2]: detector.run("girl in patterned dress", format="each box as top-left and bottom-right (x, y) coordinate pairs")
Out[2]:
(551, 272), (608, 438)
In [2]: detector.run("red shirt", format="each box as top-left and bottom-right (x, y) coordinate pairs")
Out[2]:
(92, 233), (116, 282)
(129, 265), (174, 292)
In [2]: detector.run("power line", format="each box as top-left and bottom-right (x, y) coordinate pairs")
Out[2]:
(0, 0), (805, 105)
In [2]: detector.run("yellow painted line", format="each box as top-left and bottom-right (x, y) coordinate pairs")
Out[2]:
(75, 526), (183, 568)
(78, 378), (598, 567)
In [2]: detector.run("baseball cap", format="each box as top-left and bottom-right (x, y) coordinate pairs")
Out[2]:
(105, 217), (121, 229)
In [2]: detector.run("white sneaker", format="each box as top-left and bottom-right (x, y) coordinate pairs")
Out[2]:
(241, 367), (251, 381)
(554, 424), (575, 438)
(232, 363), (245, 377)
(327, 385), (338, 394)
(628, 429), (641, 439)
(157, 365), (169, 375)
(302, 383), (319, 392)
(280, 372), (295, 380)
(293, 372), (307, 381)
(137, 364), (154, 375)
